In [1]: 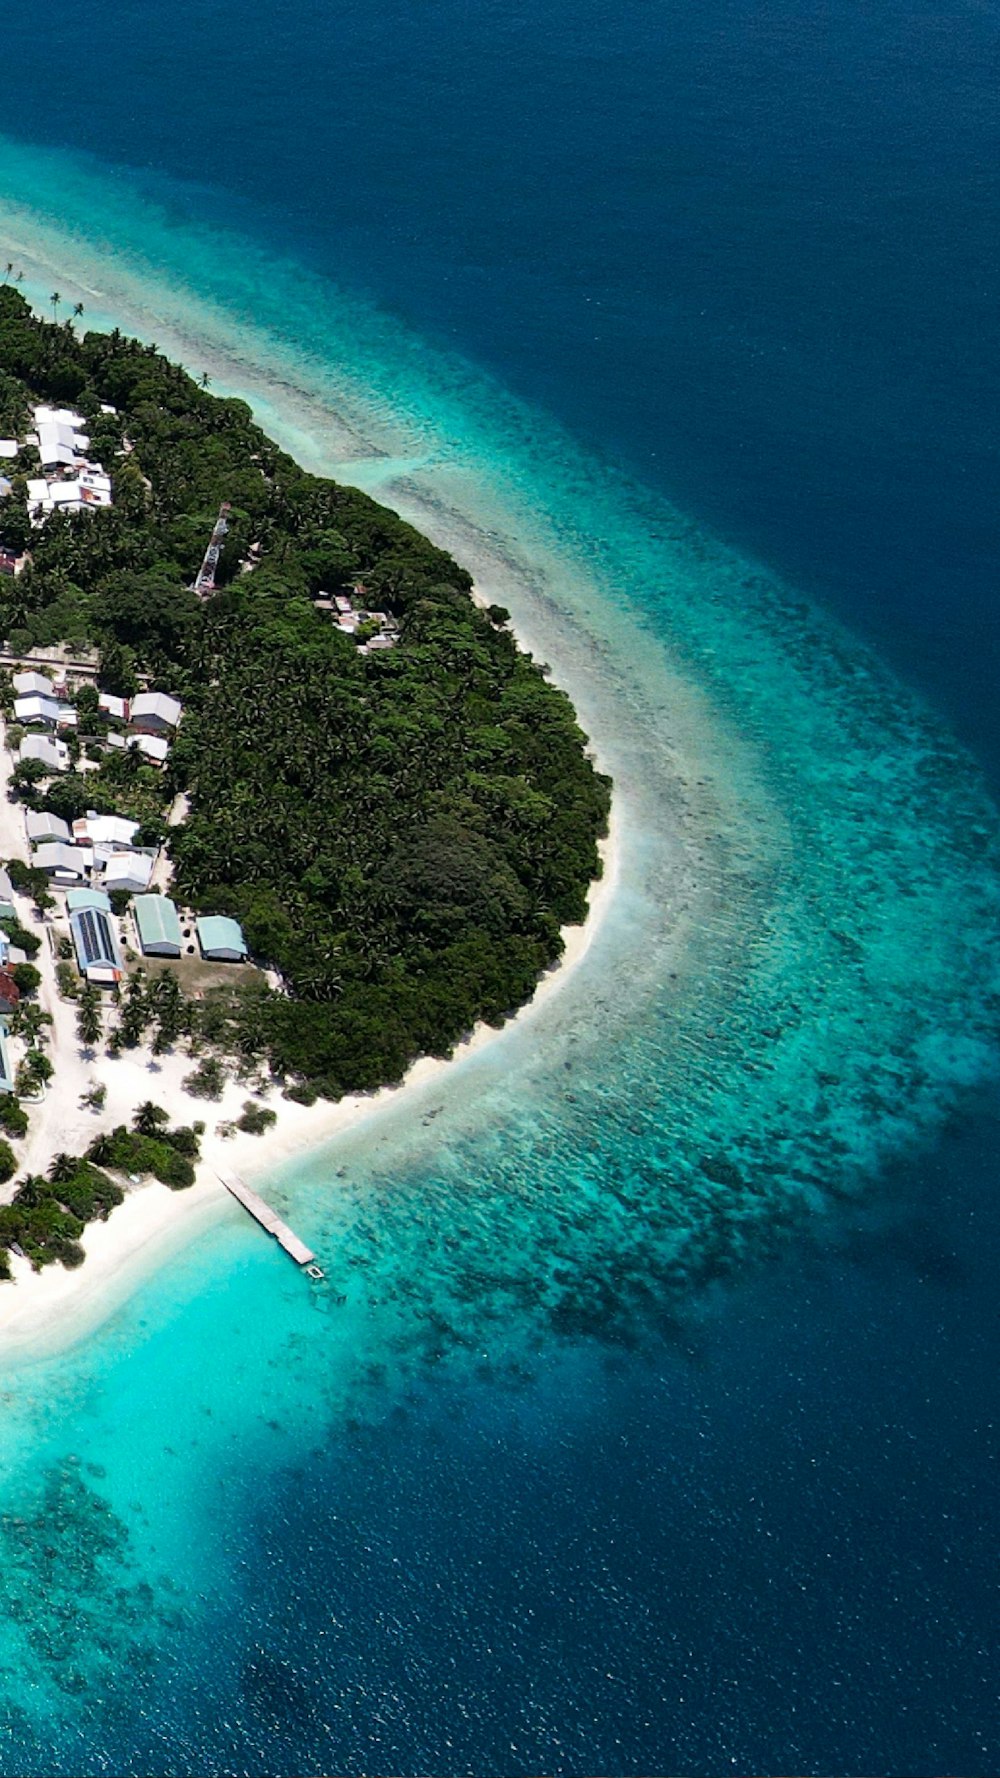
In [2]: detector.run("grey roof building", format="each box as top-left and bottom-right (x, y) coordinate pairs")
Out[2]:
(26, 809), (72, 846)
(129, 691), (182, 733)
(33, 841), (92, 880)
(19, 734), (68, 773)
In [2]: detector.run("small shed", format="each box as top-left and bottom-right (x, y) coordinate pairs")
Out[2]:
(0, 869), (15, 923)
(134, 894), (182, 958)
(196, 915), (248, 962)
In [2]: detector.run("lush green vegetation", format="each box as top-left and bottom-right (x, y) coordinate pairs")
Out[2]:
(0, 288), (610, 1097)
(0, 1157), (124, 1276)
(86, 1121), (197, 1191)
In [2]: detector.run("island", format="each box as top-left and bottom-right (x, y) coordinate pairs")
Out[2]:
(0, 283), (610, 1281)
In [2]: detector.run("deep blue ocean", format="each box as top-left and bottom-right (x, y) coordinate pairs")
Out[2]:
(0, 1), (998, 1772)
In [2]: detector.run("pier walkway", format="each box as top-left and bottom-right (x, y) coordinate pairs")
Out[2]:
(217, 1170), (316, 1266)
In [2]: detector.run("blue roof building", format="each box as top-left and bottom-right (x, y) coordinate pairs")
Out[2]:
(70, 905), (123, 985)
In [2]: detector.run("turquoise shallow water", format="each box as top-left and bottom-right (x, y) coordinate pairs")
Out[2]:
(0, 131), (996, 1772)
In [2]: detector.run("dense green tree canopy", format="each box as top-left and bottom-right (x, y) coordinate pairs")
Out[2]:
(0, 287), (610, 1095)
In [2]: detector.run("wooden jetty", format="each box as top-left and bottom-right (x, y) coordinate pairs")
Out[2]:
(218, 1171), (317, 1267)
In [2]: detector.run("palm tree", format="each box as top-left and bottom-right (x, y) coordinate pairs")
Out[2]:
(48, 1152), (79, 1185)
(199, 371), (211, 389)
(133, 1100), (168, 1137)
(73, 301), (84, 325)
(50, 291), (61, 322)
(2, 263), (12, 285)
(76, 983), (102, 1048)
(14, 1174), (47, 1209)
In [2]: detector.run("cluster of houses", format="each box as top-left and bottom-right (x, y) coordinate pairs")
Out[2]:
(63, 887), (248, 987)
(26, 808), (155, 894)
(6, 790), (248, 989)
(12, 670), (183, 770)
(313, 587), (399, 654)
(6, 404), (118, 527)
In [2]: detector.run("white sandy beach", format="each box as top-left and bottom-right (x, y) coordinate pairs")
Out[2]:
(0, 799), (620, 1357)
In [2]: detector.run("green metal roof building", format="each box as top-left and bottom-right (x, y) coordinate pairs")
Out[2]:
(196, 915), (247, 962)
(134, 894), (182, 958)
(66, 887), (112, 915)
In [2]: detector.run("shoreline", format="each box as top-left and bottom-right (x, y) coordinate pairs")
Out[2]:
(0, 797), (622, 1360)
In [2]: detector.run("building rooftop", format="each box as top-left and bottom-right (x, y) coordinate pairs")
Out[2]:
(103, 852), (154, 892)
(196, 915), (247, 958)
(66, 887), (112, 914)
(70, 905), (123, 981)
(26, 809), (71, 844)
(33, 841), (91, 876)
(130, 691), (182, 729)
(129, 733), (170, 764)
(33, 405), (87, 430)
(72, 814), (140, 850)
(134, 894), (182, 950)
(12, 671), (55, 698)
(15, 694), (63, 726)
(19, 734), (67, 771)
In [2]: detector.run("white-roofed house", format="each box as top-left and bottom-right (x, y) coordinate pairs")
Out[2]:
(102, 852), (155, 895)
(26, 479), (51, 522)
(129, 691), (182, 735)
(26, 810), (72, 847)
(48, 483), (86, 511)
(98, 692), (129, 722)
(128, 733), (169, 766)
(0, 441), (18, 459)
(12, 671), (55, 698)
(18, 734), (69, 774)
(32, 841), (92, 881)
(72, 814), (140, 852)
(15, 694), (62, 728)
(33, 405), (87, 430)
(37, 424), (78, 471)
